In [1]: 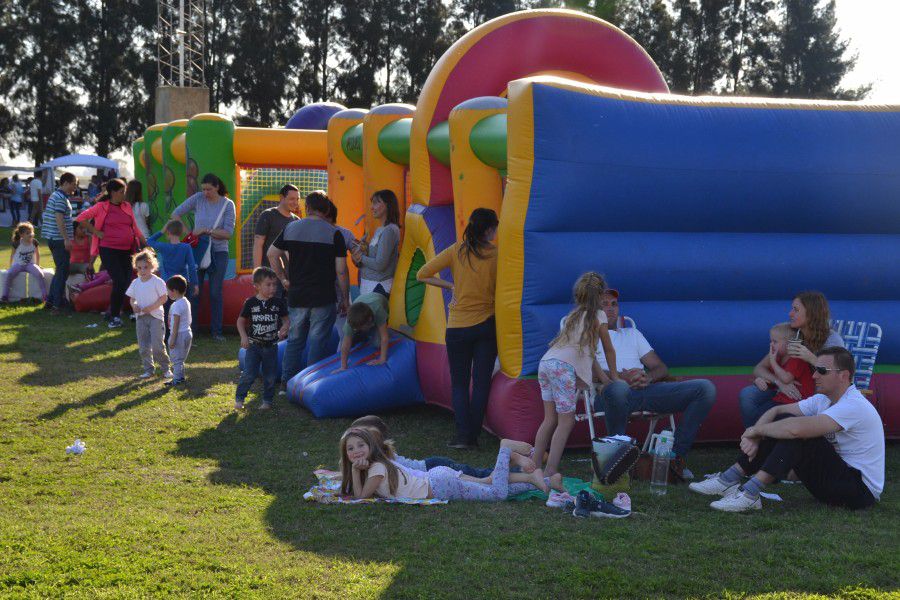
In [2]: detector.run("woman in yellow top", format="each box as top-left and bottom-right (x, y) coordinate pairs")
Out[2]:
(418, 208), (499, 448)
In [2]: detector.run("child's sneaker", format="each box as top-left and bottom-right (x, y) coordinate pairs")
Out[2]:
(612, 493), (632, 512)
(234, 400), (245, 410)
(138, 370), (154, 379)
(108, 317), (123, 328)
(164, 378), (185, 387)
(546, 491), (575, 508)
(162, 370), (173, 379)
(259, 401), (273, 411)
(572, 490), (630, 519)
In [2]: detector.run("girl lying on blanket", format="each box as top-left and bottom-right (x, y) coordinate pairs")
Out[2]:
(339, 427), (557, 501)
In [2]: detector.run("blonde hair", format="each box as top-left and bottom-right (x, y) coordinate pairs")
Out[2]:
(770, 322), (796, 341)
(12, 222), (35, 247)
(550, 272), (607, 352)
(131, 247), (158, 270)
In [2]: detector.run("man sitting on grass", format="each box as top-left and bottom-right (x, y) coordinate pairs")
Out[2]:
(333, 292), (390, 373)
(690, 347), (884, 512)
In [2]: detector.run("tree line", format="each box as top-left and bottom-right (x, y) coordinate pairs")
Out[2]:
(0, 0), (867, 165)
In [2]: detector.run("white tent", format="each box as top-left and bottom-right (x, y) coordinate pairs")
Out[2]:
(37, 153), (119, 174)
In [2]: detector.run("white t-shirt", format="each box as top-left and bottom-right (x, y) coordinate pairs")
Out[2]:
(545, 310), (608, 385)
(595, 327), (653, 371)
(13, 240), (37, 266)
(367, 461), (430, 499)
(29, 178), (42, 203)
(169, 296), (192, 333)
(798, 386), (885, 499)
(126, 275), (168, 321)
(132, 202), (151, 238)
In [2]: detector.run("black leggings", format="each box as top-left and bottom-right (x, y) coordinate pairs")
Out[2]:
(738, 415), (876, 509)
(99, 247), (133, 318)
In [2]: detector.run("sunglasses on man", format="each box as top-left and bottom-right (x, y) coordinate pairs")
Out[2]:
(813, 365), (842, 375)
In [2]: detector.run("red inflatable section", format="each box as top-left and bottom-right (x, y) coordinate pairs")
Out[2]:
(74, 274), (256, 331)
(73, 283), (113, 313)
(419, 340), (900, 445)
(193, 274), (256, 329)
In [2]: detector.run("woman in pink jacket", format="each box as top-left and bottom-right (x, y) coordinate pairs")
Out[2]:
(76, 179), (146, 328)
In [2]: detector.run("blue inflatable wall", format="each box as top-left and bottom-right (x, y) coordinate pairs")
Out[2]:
(286, 333), (424, 418)
(517, 81), (900, 372)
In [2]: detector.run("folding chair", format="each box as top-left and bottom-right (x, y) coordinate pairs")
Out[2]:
(576, 385), (676, 452)
(573, 315), (676, 452)
(830, 319), (882, 392)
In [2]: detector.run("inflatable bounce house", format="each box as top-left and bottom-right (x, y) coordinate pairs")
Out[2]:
(119, 9), (899, 443)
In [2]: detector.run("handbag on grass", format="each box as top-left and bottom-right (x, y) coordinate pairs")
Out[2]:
(590, 435), (640, 485)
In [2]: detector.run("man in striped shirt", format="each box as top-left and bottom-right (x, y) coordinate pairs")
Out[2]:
(41, 172), (79, 311)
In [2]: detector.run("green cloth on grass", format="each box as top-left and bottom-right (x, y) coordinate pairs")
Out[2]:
(507, 476), (603, 502)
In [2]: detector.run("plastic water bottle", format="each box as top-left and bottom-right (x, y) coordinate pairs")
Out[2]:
(650, 444), (672, 496)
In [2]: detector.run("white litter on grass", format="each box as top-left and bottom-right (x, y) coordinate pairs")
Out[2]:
(66, 439), (86, 455)
(302, 452), (308, 457)
(760, 492), (783, 502)
(85, 323), (98, 328)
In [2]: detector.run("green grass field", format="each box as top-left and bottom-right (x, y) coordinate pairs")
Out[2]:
(0, 231), (898, 598)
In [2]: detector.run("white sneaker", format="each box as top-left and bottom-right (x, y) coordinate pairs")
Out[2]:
(138, 370), (154, 379)
(689, 473), (739, 496)
(162, 370), (173, 379)
(710, 490), (762, 512)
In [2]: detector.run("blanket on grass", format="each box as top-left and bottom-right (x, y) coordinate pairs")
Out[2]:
(304, 469), (448, 505)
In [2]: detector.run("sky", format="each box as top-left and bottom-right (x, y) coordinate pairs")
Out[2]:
(3, 0), (900, 172)
(834, 0), (900, 101)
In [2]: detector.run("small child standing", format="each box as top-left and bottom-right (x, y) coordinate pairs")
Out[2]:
(235, 267), (290, 410)
(147, 220), (199, 299)
(126, 249), (171, 379)
(165, 275), (192, 386)
(753, 322), (815, 403)
(2, 222), (47, 303)
(533, 272), (619, 477)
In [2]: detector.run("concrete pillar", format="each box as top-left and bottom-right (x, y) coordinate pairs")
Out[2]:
(154, 86), (210, 123)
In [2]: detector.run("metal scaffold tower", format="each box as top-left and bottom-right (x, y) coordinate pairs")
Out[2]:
(157, 0), (205, 87)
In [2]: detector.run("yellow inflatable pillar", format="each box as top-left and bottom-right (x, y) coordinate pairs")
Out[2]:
(448, 97), (507, 239)
(327, 109), (368, 286)
(362, 104), (415, 236)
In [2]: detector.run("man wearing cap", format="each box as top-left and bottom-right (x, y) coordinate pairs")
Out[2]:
(596, 288), (717, 477)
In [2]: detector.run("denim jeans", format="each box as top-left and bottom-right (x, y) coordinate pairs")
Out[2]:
(282, 304), (337, 382)
(423, 455), (520, 479)
(47, 238), (70, 308)
(195, 250), (228, 336)
(236, 343), (279, 403)
(739, 385), (778, 428)
(445, 316), (497, 444)
(600, 379), (716, 457)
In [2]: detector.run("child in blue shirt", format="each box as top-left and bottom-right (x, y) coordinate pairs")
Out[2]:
(147, 220), (199, 297)
(148, 220), (200, 340)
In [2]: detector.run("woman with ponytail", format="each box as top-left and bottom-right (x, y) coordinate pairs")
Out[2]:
(170, 173), (235, 340)
(417, 208), (500, 448)
(76, 178), (147, 328)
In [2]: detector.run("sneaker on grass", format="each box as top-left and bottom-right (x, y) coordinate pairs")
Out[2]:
(108, 317), (123, 328)
(546, 491), (575, 508)
(162, 370), (173, 379)
(138, 370), (154, 379)
(689, 473), (739, 496)
(710, 489), (762, 512)
(572, 490), (630, 519)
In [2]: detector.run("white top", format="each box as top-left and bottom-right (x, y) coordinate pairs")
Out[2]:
(126, 275), (168, 321)
(596, 327), (653, 372)
(367, 461), (430, 499)
(169, 296), (192, 333)
(13, 240), (37, 266)
(798, 385), (885, 499)
(542, 310), (607, 385)
(29, 178), (42, 202)
(132, 202), (151, 238)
